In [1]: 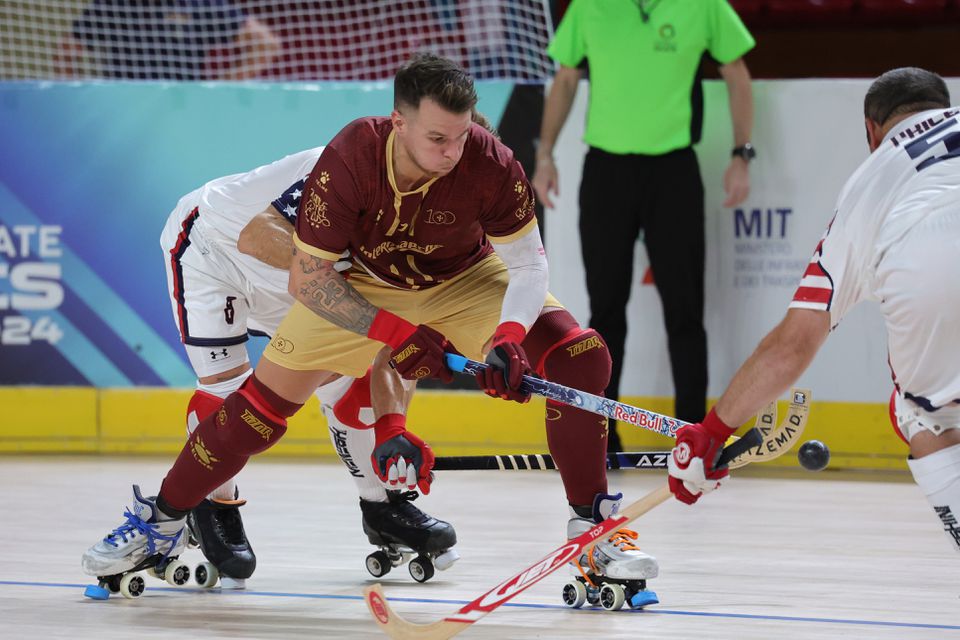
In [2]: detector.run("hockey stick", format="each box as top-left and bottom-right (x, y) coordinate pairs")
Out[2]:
(434, 451), (673, 471)
(431, 399), (783, 472)
(364, 428), (767, 640)
(365, 391), (812, 638)
(446, 353), (781, 440)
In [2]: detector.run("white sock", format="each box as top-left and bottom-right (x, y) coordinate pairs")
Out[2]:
(907, 442), (960, 553)
(195, 371), (252, 502)
(316, 379), (387, 503)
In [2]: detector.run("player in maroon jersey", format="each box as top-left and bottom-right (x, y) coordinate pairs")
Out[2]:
(83, 54), (659, 600)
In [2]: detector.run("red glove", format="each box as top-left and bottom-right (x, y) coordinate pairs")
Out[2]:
(667, 409), (737, 505)
(475, 322), (531, 404)
(366, 309), (455, 383)
(370, 414), (435, 495)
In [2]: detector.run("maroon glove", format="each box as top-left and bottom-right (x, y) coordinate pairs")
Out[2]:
(667, 409), (737, 505)
(366, 309), (455, 383)
(475, 322), (531, 404)
(370, 414), (435, 495)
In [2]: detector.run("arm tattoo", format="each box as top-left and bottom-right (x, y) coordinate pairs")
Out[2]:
(294, 250), (377, 334)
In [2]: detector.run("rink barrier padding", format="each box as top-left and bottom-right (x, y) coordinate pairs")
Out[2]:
(0, 387), (908, 470)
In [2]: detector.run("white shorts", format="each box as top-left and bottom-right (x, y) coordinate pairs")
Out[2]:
(160, 196), (294, 378)
(893, 391), (960, 441)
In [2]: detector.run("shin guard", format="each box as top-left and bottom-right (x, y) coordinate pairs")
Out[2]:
(160, 374), (300, 512)
(908, 442), (960, 553)
(188, 370), (252, 501)
(525, 310), (612, 506)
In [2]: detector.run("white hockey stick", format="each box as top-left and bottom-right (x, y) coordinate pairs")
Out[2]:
(364, 390), (811, 639)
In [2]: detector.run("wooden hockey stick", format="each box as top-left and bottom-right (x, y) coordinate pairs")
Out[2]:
(364, 392), (810, 640)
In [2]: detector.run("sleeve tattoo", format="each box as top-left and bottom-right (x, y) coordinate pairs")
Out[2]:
(294, 248), (378, 334)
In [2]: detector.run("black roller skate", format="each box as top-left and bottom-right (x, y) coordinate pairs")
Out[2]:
(361, 490), (458, 583)
(187, 496), (256, 589)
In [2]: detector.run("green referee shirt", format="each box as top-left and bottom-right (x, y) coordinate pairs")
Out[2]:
(548, 0), (755, 155)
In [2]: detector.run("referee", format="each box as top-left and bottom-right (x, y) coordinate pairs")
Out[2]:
(532, 0), (756, 450)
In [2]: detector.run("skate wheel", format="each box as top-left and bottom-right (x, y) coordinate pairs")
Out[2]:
(119, 573), (146, 599)
(433, 548), (460, 572)
(366, 551), (392, 578)
(83, 584), (110, 600)
(408, 555), (435, 583)
(195, 562), (219, 588)
(599, 582), (626, 611)
(164, 559), (191, 587)
(629, 589), (659, 609)
(561, 580), (587, 609)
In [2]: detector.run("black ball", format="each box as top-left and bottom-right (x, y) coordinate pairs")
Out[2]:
(798, 440), (830, 471)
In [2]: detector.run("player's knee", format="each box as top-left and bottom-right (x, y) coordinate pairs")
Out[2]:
(213, 375), (299, 456)
(187, 369), (252, 435)
(525, 310), (612, 395)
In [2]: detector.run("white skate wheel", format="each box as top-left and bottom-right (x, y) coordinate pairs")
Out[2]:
(433, 548), (460, 571)
(219, 576), (246, 590)
(195, 562), (219, 588)
(599, 582), (626, 611)
(562, 580), (587, 608)
(164, 559), (191, 587)
(119, 573), (146, 599)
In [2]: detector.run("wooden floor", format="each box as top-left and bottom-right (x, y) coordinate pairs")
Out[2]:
(0, 457), (957, 639)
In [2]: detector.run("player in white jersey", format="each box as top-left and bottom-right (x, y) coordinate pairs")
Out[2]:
(666, 67), (960, 553)
(158, 148), (457, 588)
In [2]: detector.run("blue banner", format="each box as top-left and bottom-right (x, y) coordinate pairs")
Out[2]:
(0, 81), (513, 385)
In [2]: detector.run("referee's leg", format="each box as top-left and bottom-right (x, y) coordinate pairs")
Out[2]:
(643, 148), (707, 424)
(578, 148), (642, 450)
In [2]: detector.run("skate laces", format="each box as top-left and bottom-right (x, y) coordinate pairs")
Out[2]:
(608, 528), (640, 552)
(389, 491), (430, 526)
(213, 505), (246, 546)
(105, 509), (183, 557)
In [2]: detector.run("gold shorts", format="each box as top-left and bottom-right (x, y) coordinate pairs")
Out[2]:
(264, 254), (562, 377)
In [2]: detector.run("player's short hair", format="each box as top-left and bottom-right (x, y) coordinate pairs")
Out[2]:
(864, 67), (950, 125)
(394, 53), (478, 114)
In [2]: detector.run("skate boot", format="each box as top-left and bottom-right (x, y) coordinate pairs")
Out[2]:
(562, 492), (660, 611)
(82, 485), (191, 600)
(187, 495), (256, 589)
(361, 490), (459, 583)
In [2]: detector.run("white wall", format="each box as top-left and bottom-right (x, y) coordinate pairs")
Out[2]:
(544, 78), (960, 403)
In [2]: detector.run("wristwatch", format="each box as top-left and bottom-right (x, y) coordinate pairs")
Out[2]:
(732, 143), (756, 162)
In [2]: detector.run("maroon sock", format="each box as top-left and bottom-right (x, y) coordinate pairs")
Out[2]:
(526, 312), (612, 507)
(159, 374), (300, 513)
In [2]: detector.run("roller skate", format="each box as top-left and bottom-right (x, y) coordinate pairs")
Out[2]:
(361, 490), (459, 583)
(561, 492), (660, 611)
(82, 485), (191, 600)
(187, 494), (257, 589)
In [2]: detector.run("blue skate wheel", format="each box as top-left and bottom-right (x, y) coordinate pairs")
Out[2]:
(83, 584), (110, 600)
(629, 590), (659, 608)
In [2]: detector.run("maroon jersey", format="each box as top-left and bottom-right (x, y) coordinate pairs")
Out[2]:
(294, 117), (536, 290)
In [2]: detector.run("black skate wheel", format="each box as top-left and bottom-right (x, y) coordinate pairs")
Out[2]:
(119, 573), (146, 599)
(366, 551), (392, 578)
(599, 583), (626, 611)
(408, 555), (435, 583)
(562, 580), (587, 608)
(106, 575), (122, 594)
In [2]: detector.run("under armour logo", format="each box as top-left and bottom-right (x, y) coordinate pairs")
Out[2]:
(210, 348), (229, 360)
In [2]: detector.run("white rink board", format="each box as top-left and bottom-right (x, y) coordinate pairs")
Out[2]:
(0, 458), (958, 639)
(544, 78), (960, 403)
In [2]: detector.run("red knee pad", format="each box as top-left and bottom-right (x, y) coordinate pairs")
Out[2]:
(524, 311), (611, 395)
(211, 375), (300, 456)
(333, 371), (374, 430)
(889, 389), (909, 445)
(187, 390), (224, 434)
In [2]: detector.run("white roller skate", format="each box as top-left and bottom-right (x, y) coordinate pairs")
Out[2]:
(562, 492), (660, 611)
(82, 485), (190, 600)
